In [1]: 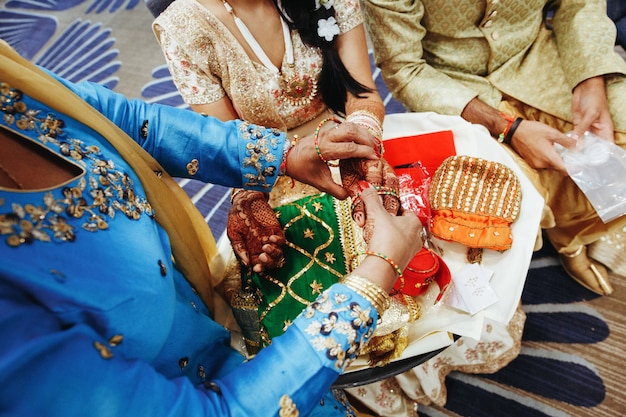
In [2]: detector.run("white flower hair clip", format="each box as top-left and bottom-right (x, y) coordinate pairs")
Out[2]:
(317, 16), (339, 41)
(315, 0), (334, 10)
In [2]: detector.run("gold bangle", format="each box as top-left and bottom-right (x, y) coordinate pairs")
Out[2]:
(342, 274), (391, 315)
(230, 188), (245, 203)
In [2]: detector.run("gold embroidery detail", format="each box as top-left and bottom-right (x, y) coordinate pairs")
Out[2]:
(324, 252), (336, 264)
(256, 196), (347, 345)
(303, 228), (315, 240)
(186, 158), (199, 175)
(94, 341), (113, 359)
(279, 394), (299, 417)
(0, 83), (153, 248)
(312, 201), (323, 212)
(282, 319), (292, 332)
(197, 365), (206, 380)
(310, 280), (323, 295)
(240, 122), (281, 189)
(108, 334), (124, 346)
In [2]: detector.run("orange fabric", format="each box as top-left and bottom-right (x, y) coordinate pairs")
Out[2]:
(429, 155), (522, 252)
(429, 209), (514, 251)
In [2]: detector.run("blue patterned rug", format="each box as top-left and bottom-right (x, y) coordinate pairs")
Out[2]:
(2, 1), (624, 416)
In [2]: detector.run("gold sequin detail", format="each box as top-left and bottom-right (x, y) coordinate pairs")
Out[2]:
(324, 252), (336, 264)
(108, 334), (124, 347)
(303, 228), (315, 239)
(310, 280), (323, 295)
(186, 158), (199, 175)
(430, 155), (521, 221)
(94, 341), (113, 359)
(279, 394), (299, 417)
(0, 83), (153, 248)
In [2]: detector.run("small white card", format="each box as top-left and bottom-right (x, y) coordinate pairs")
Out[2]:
(445, 263), (498, 315)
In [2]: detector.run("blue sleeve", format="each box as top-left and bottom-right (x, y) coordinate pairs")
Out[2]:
(215, 284), (378, 416)
(0, 282), (378, 417)
(46, 70), (285, 192)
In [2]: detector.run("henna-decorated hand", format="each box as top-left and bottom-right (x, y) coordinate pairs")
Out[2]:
(340, 157), (400, 242)
(227, 190), (286, 273)
(285, 122), (379, 200)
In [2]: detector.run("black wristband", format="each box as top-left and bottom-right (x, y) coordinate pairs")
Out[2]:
(503, 117), (523, 145)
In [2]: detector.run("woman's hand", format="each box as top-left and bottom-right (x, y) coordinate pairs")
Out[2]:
(227, 190), (285, 273)
(351, 184), (423, 292)
(340, 157), (400, 235)
(285, 123), (378, 199)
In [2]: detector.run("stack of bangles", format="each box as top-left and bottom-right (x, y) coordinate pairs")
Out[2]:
(342, 274), (391, 315)
(351, 185), (400, 213)
(345, 109), (384, 156)
(497, 113), (523, 146)
(349, 250), (405, 296)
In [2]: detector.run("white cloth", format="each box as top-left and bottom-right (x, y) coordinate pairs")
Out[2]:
(345, 112), (543, 412)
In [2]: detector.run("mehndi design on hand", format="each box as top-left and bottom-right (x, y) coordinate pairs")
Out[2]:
(227, 190), (286, 272)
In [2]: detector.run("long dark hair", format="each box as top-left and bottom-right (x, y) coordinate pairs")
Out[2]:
(276, 0), (372, 115)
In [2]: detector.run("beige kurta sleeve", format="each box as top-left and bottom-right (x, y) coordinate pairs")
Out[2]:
(552, 0), (626, 90)
(361, 0), (478, 115)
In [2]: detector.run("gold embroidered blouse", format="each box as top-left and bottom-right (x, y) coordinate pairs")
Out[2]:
(153, 0), (363, 132)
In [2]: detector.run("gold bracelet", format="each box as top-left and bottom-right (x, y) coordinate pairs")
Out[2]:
(230, 188), (245, 203)
(342, 274), (391, 315)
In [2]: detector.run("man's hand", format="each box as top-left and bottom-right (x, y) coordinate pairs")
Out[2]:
(508, 120), (577, 174)
(571, 76), (615, 142)
(461, 97), (578, 174)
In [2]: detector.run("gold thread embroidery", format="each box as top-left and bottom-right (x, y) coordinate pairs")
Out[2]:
(310, 280), (323, 295)
(93, 341), (113, 359)
(240, 122), (282, 189)
(0, 83), (153, 248)
(186, 158), (199, 175)
(108, 334), (124, 346)
(279, 394), (299, 417)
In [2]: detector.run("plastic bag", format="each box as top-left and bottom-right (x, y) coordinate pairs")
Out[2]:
(397, 162), (432, 227)
(556, 131), (626, 223)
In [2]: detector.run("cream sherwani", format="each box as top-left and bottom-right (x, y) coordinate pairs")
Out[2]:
(362, 0), (626, 255)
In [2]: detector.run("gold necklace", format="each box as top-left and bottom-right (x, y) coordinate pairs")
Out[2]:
(222, 0), (318, 106)
(0, 161), (23, 189)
